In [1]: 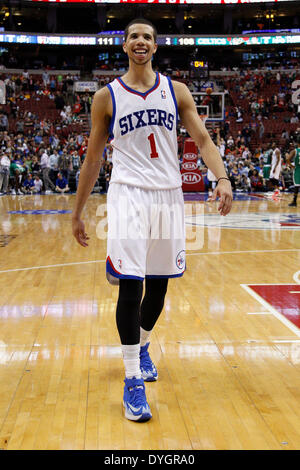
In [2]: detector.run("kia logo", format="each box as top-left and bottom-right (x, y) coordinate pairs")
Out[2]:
(182, 162), (198, 171)
(183, 153), (197, 161)
(182, 173), (201, 184)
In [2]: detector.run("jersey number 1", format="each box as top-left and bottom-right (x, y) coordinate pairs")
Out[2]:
(147, 133), (159, 159)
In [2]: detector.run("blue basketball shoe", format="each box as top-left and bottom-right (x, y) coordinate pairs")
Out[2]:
(123, 376), (152, 422)
(140, 342), (158, 382)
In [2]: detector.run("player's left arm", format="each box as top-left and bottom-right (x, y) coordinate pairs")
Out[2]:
(172, 80), (232, 216)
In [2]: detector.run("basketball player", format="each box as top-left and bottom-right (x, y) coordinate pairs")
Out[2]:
(269, 142), (282, 196)
(72, 18), (233, 422)
(262, 144), (273, 188)
(287, 136), (300, 207)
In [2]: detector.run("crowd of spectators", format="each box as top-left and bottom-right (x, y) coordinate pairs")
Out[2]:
(0, 70), (102, 195)
(0, 127), (113, 195)
(196, 127), (295, 193)
(0, 69), (93, 132)
(0, 65), (299, 196)
(224, 68), (299, 118)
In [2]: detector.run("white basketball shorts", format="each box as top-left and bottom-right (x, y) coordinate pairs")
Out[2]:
(270, 165), (281, 181)
(106, 183), (186, 284)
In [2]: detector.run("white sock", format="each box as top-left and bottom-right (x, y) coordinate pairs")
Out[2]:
(121, 344), (141, 379)
(140, 327), (152, 347)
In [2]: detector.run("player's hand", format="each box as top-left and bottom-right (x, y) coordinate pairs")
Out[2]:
(72, 217), (90, 247)
(211, 179), (233, 216)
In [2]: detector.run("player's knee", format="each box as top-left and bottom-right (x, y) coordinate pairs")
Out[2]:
(145, 278), (168, 303)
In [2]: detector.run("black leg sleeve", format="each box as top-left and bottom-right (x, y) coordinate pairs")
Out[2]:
(140, 278), (168, 332)
(116, 279), (143, 345)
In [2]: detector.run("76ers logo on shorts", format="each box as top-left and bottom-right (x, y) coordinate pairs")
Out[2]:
(176, 250), (185, 271)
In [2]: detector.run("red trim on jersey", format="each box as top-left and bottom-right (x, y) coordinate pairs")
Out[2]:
(106, 256), (122, 275)
(116, 72), (160, 100)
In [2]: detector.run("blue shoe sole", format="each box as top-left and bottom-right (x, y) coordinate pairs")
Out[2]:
(142, 375), (158, 382)
(123, 403), (152, 422)
(136, 413), (152, 422)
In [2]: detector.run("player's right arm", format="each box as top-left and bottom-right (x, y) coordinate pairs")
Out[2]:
(72, 87), (112, 247)
(172, 80), (232, 216)
(274, 148), (281, 170)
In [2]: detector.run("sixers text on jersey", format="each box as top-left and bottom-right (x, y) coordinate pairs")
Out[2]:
(119, 109), (175, 135)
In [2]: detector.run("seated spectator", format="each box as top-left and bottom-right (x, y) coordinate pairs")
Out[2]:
(34, 131), (43, 145)
(33, 175), (43, 193)
(242, 126), (252, 146)
(0, 113), (9, 132)
(15, 113), (25, 131)
(291, 114), (299, 124)
(242, 146), (251, 160)
(24, 112), (34, 128)
(55, 172), (70, 193)
(235, 107), (243, 123)
(250, 169), (264, 192)
(226, 135), (235, 148)
(73, 100), (82, 115)
(71, 150), (81, 173)
(238, 174), (251, 192)
(22, 173), (35, 194)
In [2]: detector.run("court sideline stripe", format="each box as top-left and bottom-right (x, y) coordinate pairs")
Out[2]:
(0, 248), (299, 274)
(0, 260), (106, 274)
(241, 284), (300, 338)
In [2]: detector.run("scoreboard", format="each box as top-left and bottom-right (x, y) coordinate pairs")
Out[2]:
(1, 32), (300, 47)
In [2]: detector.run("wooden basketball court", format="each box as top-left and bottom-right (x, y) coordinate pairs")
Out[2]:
(0, 191), (299, 450)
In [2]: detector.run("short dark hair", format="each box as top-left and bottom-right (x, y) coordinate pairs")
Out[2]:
(124, 18), (157, 43)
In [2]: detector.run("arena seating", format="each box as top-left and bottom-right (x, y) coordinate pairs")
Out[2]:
(0, 66), (298, 196)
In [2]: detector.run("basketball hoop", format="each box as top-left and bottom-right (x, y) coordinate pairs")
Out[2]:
(200, 114), (208, 124)
(193, 92), (225, 122)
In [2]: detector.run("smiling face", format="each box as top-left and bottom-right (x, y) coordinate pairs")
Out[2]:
(123, 23), (157, 66)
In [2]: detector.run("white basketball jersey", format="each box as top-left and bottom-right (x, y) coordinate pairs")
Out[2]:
(106, 73), (182, 190)
(270, 148), (281, 173)
(271, 148), (281, 167)
(270, 148), (282, 178)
